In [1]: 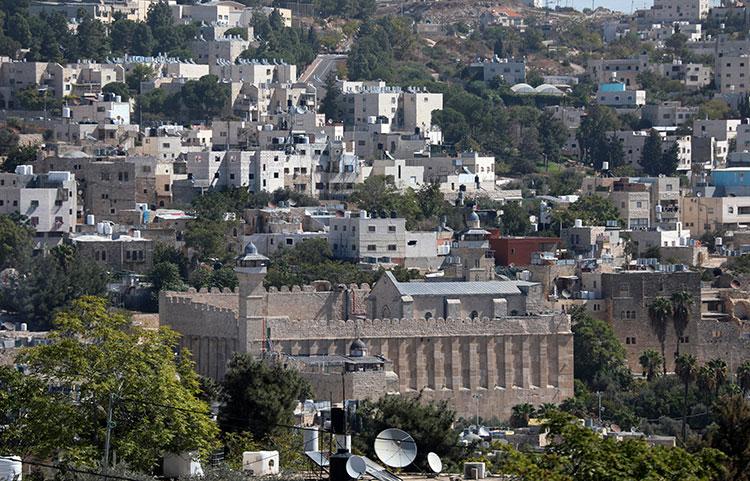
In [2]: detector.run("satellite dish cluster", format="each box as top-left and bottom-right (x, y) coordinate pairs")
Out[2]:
(304, 407), (443, 481)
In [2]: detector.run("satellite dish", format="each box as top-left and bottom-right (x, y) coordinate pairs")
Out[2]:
(427, 453), (442, 474)
(267, 201), (277, 209)
(610, 424), (621, 433)
(630, 426), (637, 433)
(346, 456), (367, 479)
(646, 264), (656, 272)
(561, 289), (571, 299)
(289, 198), (298, 207)
(374, 429), (417, 468)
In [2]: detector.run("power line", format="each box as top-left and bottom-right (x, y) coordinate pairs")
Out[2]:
(0, 458), (146, 481)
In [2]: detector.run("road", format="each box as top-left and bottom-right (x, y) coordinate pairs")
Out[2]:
(298, 54), (348, 84)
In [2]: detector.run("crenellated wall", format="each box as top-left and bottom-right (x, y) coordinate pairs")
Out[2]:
(159, 283), (574, 419)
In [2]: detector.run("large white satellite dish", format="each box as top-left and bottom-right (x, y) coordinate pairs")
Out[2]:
(374, 429), (417, 468)
(427, 452), (442, 474)
(346, 456), (367, 479)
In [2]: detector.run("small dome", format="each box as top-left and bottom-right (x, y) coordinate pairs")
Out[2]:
(468, 211), (480, 221)
(244, 241), (258, 255)
(510, 83), (536, 94)
(350, 339), (367, 357)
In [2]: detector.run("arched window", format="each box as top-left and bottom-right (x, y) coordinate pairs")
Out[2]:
(470, 310), (478, 319)
(381, 305), (391, 319)
(425, 312), (432, 319)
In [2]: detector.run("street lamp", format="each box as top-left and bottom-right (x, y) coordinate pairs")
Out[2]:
(472, 393), (483, 431)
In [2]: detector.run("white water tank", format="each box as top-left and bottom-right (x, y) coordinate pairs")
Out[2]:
(104, 223), (113, 235)
(96, 222), (106, 234)
(133, 230), (141, 239)
(19, 323), (27, 331)
(62, 107), (71, 118)
(0, 456), (22, 481)
(716, 237), (723, 246)
(242, 451), (279, 475)
(86, 215), (95, 225)
(301, 427), (319, 452)
(574, 219), (583, 228)
(163, 452), (203, 478)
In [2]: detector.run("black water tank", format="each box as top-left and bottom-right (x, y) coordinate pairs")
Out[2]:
(390, 210), (397, 218)
(331, 407), (347, 434)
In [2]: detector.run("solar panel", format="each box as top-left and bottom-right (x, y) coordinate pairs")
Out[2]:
(305, 451), (330, 468)
(363, 456), (402, 481)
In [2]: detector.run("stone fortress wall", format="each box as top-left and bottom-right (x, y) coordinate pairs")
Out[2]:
(160, 282), (574, 420)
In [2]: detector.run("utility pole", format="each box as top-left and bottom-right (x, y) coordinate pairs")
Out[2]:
(103, 393), (115, 480)
(596, 391), (603, 424)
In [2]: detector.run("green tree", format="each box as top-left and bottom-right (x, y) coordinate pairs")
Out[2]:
(500, 202), (531, 236)
(76, 13), (110, 60)
(675, 354), (698, 442)
(126, 64), (156, 93)
(181, 75), (230, 122)
(184, 217), (234, 263)
(708, 358), (729, 399)
(551, 195), (622, 229)
(708, 395), (750, 481)
(102, 82), (131, 102)
(3, 248), (110, 328)
(146, 0), (174, 31)
(576, 103), (620, 169)
(737, 361), (750, 396)
(2, 145), (39, 173)
(659, 142), (680, 176)
(670, 291), (695, 357)
(648, 297), (673, 375)
(498, 411), (725, 481)
(697, 364), (716, 406)
(570, 306), (629, 390)
(510, 403), (536, 428)
(15, 83), (58, 111)
(353, 394), (462, 470)
(644, 245), (661, 260)
(154, 242), (189, 278)
(640, 129), (663, 176)
(0, 127), (19, 156)
(319, 71), (342, 122)
(219, 355), (311, 439)
(639, 349), (663, 382)
(147, 261), (183, 293)
(7, 13), (31, 46)
(347, 176), (420, 228)
(224, 26), (248, 40)
(538, 110), (569, 163)
(13, 297), (218, 469)
(0, 213), (34, 269)
(190, 266), (238, 291)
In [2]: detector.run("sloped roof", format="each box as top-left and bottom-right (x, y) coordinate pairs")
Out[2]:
(385, 271), (536, 297)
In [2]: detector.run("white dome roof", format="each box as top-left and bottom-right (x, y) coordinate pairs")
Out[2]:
(536, 84), (564, 95)
(510, 83), (536, 94)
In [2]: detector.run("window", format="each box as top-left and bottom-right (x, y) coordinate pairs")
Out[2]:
(424, 312), (432, 319)
(367, 244), (376, 251)
(388, 225), (396, 232)
(368, 225), (376, 232)
(388, 244), (397, 251)
(286, 238), (293, 245)
(470, 310), (478, 319)
(351, 244), (356, 251)
(620, 283), (630, 295)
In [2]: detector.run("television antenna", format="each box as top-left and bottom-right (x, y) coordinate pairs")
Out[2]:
(374, 429), (417, 468)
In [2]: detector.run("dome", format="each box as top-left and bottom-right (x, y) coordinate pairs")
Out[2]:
(510, 83), (536, 94)
(350, 338), (367, 357)
(535, 83), (564, 95)
(468, 211), (480, 221)
(244, 241), (258, 255)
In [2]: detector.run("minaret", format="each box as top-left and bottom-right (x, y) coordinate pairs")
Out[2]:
(234, 241), (269, 358)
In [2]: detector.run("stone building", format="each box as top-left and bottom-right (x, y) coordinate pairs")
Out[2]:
(159, 242), (574, 420)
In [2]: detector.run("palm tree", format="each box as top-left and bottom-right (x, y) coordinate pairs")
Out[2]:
(737, 361), (750, 396)
(670, 291), (695, 357)
(697, 364), (715, 406)
(675, 354), (698, 443)
(708, 358), (729, 398)
(648, 297), (673, 374)
(510, 403), (536, 428)
(639, 349), (663, 381)
(537, 402), (556, 418)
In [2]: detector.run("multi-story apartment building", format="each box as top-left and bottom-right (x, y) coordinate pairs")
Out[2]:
(328, 211), (407, 266)
(715, 55), (750, 94)
(340, 83), (442, 133)
(0, 166), (78, 246)
(653, 60), (712, 89)
(642, 102), (699, 127)
(210, 60), (297, 86)
(643, 0), (709, 22)
(596, 83), (646, 109)
(693, 119), (741, 142)
(190, 35), (250, 65)
(470, 58), (526, 84)
(587, 55), (650, 87)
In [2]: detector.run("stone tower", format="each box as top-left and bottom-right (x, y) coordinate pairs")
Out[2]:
(235, 241), (269, 358)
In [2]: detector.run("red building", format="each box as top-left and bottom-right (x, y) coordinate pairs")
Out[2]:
(488, 231), (562, 267)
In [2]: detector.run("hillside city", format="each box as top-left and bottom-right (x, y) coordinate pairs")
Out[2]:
(2, 0), (750, 479)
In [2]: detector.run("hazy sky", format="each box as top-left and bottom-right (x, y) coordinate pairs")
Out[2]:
(562, 0), (721, 14)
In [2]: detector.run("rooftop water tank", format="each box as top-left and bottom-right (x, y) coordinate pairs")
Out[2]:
(86, 215), (95, 225)
(242, 451), (279, 475)
(574, 219), (583, 228)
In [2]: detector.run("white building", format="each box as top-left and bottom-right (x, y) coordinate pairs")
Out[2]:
(0, 166), (78, 246)
(596, 83), (646, 109)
